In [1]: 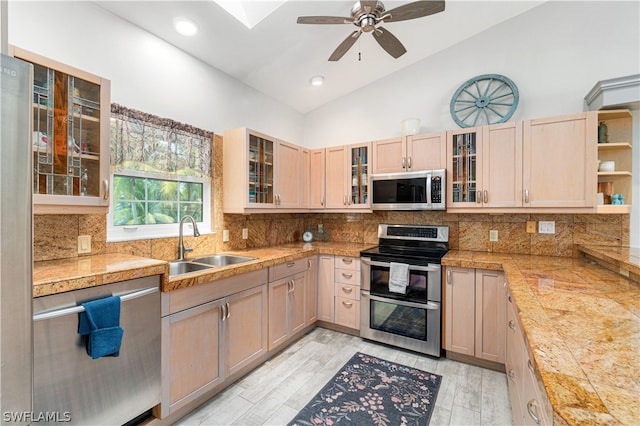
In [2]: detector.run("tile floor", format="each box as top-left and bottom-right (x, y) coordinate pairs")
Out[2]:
(175, 328), (513, 426)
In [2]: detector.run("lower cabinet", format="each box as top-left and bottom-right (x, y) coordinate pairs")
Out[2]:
(268, 257), (316, 351)
(445, 267), (506, 363)
(317, 255), (361, 330)
(506, 289), (552, 425)
(159, 270), (267, 418)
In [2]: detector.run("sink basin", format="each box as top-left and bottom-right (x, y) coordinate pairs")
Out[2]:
(169, 261), (213, 276)
(191, 254), (256, 267)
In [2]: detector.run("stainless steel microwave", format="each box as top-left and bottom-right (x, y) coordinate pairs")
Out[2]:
(370, 169), (446, 210)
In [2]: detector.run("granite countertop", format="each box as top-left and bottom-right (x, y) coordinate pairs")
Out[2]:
(443, 250), (639, 425)
(578, 245), (640, 280)
(33, 253), (167, 297)
(33, 242), (374, 295)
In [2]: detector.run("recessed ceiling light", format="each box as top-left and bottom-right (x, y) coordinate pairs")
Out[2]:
(174, 17), (199, 36)
(310, 75), (324, 86)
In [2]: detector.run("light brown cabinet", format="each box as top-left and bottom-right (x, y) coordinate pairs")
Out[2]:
(445, 267), (505, 364)
(268, 271), (306, 349)
(308, 149), (326, 209)
(372, 132), (446, 174)
(317, 255), (335, 322)
(305, 256), (318, 324)
(506, 289), (552, 425)
(447, 122), (522, 209)
(11, 46), (111, 214)
(523, 112), (597, 208)
(222, 128), (305, 212)
(317, 255), (361, 330)
(160, 270), (267, 417)
(325, 143), (370, 209)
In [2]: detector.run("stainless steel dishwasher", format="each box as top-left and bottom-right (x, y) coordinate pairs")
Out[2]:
(33, 275), (161, 425)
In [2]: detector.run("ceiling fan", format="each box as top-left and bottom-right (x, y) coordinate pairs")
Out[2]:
(297, 1), (445, 61)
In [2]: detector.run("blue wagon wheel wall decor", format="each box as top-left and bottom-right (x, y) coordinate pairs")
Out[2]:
(450, 74), (519, 128)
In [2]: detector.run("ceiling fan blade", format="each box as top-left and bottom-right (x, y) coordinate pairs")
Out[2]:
(372, 27), (407, 58)
(384, 1), (445, 23)
(329, 30), (362, 61)
(297, 16), (352, 25)
(360, 1), (378, 14)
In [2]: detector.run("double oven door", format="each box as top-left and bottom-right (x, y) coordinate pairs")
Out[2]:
(360, 257), (442, 357)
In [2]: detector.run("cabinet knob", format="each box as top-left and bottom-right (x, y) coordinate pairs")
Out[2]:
(446, 269), (452, 285)
(226, 302), (230, 319)
(321, 196), (324, 207)
(402, 157), (406, 169)
(476, 191), (482, 204)
(407, 156), (412, 170)
(103, 179), (109, 200)
(524, 189), (530, 204)
(483, 190), (488, 204)
(508, 369), (516, 381)
(508, 320), (516, 331)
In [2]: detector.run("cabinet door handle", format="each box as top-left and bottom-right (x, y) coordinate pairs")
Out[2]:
(407, 156), (412, 170)
(342, 300), (353, 307)
(226, 302), (230, 319)
(341, 286), (353, 293)
(446, 269), (452, 285)
(402, 157), (406, 169)
(508, 320), (516, 331)
(483, 190), (488, 204)
(288, 280), (295, 293)
(343, 195), (347, 206)
(342, 258), (353, 264)
(308, 259), (311, 268)
(524, 189), (530, 203)
(221, 303), (227, 321)
(526, 399), (541, 425)
(527, 359), (535, 374)
(321, 196), (324, 207)
(508, 369), (516, 382)
(287, 262), (295, 267)
(476, 191), (482, 204)
(103, 179), (109, 200)
(342, 272), (353, 279)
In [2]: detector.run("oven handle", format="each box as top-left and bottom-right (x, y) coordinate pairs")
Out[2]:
(362, 290), (440, 310)
(360, 258), (440, 272)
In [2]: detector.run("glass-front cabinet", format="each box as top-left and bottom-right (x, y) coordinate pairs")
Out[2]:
(248, 134), (274, 205)
(350, 144), (369, 206)
(12, 46), (110, 213)
(447, 128), (482, 207)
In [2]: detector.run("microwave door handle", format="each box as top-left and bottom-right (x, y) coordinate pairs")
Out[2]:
(367, 293), (440, 310)
(426, 172), (432, 207)
(360, 258), (440, 272)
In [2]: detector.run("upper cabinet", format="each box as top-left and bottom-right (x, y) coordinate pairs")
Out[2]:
(594, 110), (633, 213)
(223, 128), (304, 212)
(372, 133), (446, 174)
(11, 46), (111, 214)
(523, 112), (597, 209)
(308, 149), (326, 209)
(325, 143), (371, 209)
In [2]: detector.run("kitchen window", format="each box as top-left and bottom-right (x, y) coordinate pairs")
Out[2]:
(107, 104), (213, 241)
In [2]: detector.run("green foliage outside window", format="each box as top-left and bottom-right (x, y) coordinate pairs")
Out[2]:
(113, 175), (203, 226)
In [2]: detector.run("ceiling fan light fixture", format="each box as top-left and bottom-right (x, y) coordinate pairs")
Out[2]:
(174, 17), (199, 36)
(310, 75), (324, 86)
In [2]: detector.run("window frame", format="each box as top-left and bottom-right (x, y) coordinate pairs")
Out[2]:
(107, 170), (212, 242)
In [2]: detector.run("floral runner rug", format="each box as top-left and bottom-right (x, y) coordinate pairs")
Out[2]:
(288, 352), (442, 426)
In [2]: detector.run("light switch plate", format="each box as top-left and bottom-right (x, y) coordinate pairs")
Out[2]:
(538, 221), (556, 234)
(489, 230), (498, 242)
(78, 235), (91, 254)
(222, 229), (230, 242)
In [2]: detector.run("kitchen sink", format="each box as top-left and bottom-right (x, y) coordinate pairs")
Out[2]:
(169, 261), (214, 276)
(191, 254), (257, 267)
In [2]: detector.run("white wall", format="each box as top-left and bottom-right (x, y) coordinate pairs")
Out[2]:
(7, 1), (305, 142)
(302, 1), (640, 147)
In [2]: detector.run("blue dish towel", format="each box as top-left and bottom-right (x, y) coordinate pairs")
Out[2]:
(78, 296), (124, 359)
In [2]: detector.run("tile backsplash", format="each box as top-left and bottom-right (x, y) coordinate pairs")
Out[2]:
(33, 211), (629, 262)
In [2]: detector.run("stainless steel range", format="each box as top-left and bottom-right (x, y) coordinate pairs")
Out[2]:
(360, 224), (449, 357)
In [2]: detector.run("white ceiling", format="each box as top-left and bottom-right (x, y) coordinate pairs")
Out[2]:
(94, 0), (544, 114)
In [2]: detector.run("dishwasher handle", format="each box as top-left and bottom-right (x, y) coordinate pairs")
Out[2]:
(33, 286), (159, 322)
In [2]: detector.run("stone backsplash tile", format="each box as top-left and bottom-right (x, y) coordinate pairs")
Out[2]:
(492, 222), (531, 254)
(459, 221), (491, 252)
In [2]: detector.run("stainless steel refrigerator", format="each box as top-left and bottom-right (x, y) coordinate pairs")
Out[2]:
(0, 53), (33, 424)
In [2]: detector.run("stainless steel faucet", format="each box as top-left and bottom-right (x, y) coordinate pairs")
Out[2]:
(178, 215), (201, 260)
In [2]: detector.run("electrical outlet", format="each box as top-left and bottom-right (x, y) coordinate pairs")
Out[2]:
(318, 223), (324, 233)
(77, 235), (91, 254)
(222, 229), (230, 242)
(526, 221), (536, 233)
(242, 228), (248, 239)
(489, 230), (498, 242)
(538, 221), (556, 234)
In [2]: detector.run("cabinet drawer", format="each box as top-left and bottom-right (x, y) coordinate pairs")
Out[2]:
(334, 268), (359, 285)
(335, 256), (360, 271)
(334, 296), (360, 330)
(269, 258), (310, 282)
(334, 283), (360, 300)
